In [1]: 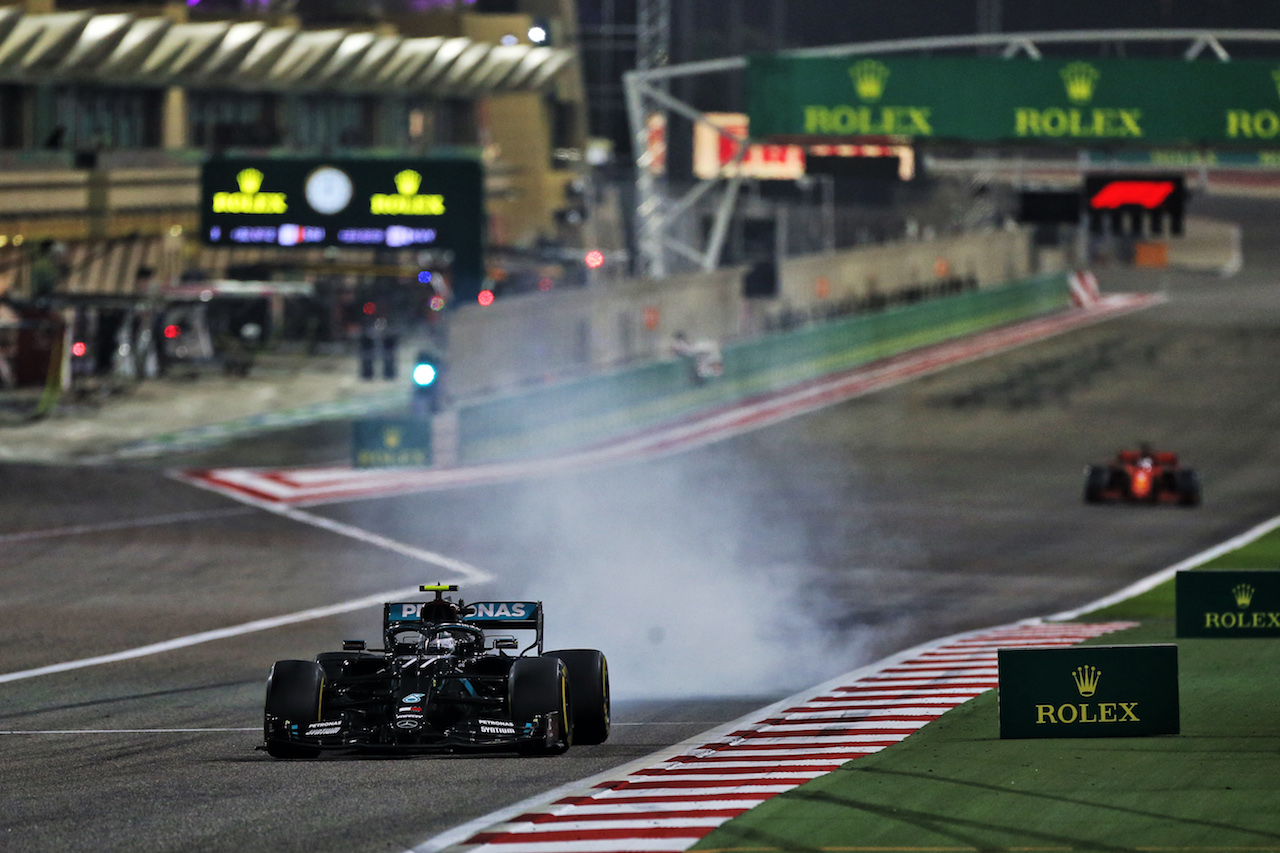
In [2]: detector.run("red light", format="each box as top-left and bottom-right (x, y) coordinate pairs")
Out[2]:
(538, 277), (553, 292)
(477, 290), (495, 306)
(71, 341), (87, 357)
(163, 324), (181, 339)
(428, 295), (445, 311)
(584, 250), (605, 269)
(1090, 180), (1175, 210)
(362, 301), (377, 315)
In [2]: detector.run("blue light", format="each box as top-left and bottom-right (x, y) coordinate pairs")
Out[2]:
(418, 270), (433, 284)
(412, 363), (437, 387)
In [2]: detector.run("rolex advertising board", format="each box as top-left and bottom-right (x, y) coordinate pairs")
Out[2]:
(997, 645), (1179, 739)
(200, 157), (485, 303)
(747, 55), (1280, 146)
(352, 417), (432, 469)
(1176, 570), (1280, 637)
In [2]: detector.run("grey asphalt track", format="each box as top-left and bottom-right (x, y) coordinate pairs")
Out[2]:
(3, 201), (1280, 852)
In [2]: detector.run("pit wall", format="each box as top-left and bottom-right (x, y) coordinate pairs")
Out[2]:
(776, 225), (1031, 308)
(446, 226), (1032, 400)
(453, 269), (1069, 464)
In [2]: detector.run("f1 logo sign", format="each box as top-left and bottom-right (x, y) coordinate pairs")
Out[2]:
(1083, 173), (1184, 236)
(1089, 180), (1176, 210)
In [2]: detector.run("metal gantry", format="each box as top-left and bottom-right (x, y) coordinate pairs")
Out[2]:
(623, 29), (1280, 280)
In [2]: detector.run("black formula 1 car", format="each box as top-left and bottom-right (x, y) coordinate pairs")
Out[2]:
(263, 585), (609, 758)
(1084, 445), (1201, 507)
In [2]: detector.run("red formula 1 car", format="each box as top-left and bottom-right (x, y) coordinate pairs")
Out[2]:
(1084, 446), (1201, 507)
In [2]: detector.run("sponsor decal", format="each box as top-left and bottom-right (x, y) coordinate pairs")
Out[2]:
(803, 59), (934, 137)
(1014, 63), (1145, 140)
(1224, 68), (1280, 139)
(392, 603), (423, 620)
(401, 693), (425, 703)
(1033, 666), (1141, 725)
(395, 719), (421, 730)
(370, 170), (446, 216)
(477, 719), (517, 735)
(304, 721), (343, 736)
(356, 449), (428, 467)
(998, 645), (1178, 738)
(467, 602), (535, 620)
(211, 168), (288, 215)
(1177, 570), (1280, 637)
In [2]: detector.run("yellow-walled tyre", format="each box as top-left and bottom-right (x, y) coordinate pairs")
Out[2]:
(549, 649), (610, 745)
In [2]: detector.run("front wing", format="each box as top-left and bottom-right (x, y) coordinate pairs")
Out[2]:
(264, 712), (556, 754)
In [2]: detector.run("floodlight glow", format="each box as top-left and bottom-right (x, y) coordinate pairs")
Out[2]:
(413, 363), (438, 387)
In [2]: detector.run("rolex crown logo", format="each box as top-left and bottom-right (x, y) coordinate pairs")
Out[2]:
(849, 59), (890, 102)
(384, 427), (402, 449)
(1071, 665), (1101, 697)
(394, 169), (423, 196)
(1060, 62), (1100, 105)
(1233, 583), (1255, 609)
(236, 168), (264, 195)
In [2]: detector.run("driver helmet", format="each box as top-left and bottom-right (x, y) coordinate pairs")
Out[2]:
(425, 634), (456, 656)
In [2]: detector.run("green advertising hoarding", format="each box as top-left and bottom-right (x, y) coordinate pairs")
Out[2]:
(998, 645), (1179, 739)
(1176, 570), (1280, 637)
(747, 55), (1280, 146)
(352, 417), (432, 468)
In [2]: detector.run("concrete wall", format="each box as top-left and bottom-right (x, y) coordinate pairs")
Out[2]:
(777, 225), (1032, 309)
(1168, 215), (1242, 275)
(453, 271), (1071, 464)
(446, 264), (743, 398)
(446, 226), (1034, 399)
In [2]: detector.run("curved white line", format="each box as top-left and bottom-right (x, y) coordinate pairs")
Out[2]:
(1047, 511), (1280, 621)
(410, 510), (1280, 853)
(0, 728), (260, 734)
(0, 507), (255, 544)
(0, 585), (425, 685)
(273, 505), (492, 583)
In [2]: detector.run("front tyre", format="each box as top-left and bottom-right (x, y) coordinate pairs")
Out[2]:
(548, 649), (610, 745)
(510, 656), (571, 755)
(1083, 465), (1108, 504)
(1175, 468), (1202, 507)
(264, 659), (324, 759)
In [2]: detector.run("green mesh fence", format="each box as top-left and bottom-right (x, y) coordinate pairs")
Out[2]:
(456, 272), (1070, 463)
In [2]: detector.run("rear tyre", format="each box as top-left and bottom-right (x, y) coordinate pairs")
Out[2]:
(510, 656), (571, 755)
(1175, 469), (1202, 507)
(264, 660), (324, 759)
(548, 649), (610, 745)
(1083, 465), (1108, 504)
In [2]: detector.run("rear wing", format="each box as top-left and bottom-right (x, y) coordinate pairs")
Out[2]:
(465, 601), (543, 655)
(463, 601), (542, 630)
(381, 599), (544, 654)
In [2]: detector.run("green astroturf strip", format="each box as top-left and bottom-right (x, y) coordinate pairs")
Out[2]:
(692, 530), (1280, 853)
(1088, 525), (1280, 622)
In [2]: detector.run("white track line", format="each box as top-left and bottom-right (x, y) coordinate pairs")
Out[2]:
(412, 510), (1280, 853)
(0, 728), (259, 734)
(1047, 511), (1280, 621)
(272, 504), (491, 584)
(0, 585), (427, 685)
(164, 483), (492, 585)
(430, 624), (1130, 853)
(0, 507), (255, 544)
(407, 622), (1126, 853)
